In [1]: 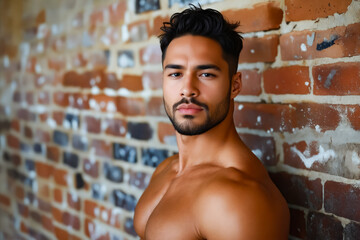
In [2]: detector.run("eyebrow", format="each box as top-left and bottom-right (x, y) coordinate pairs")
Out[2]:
(164, 64), (221, 71)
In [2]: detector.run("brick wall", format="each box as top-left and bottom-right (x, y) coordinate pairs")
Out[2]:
(0, 0), (359, 239)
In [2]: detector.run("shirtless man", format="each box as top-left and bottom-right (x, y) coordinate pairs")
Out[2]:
(134, 5), (289, 240)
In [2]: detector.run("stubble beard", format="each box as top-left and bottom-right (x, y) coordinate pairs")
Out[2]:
(163, 92), (231, 136)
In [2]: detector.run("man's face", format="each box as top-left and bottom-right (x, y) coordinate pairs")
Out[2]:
(162, 35), (232, 136)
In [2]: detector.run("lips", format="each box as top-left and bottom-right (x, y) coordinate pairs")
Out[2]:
(177, 103), (203, 115)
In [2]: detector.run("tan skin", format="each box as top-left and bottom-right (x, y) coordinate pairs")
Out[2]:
(134, 35), (290, 240)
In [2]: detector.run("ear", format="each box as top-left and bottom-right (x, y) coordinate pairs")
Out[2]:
(230, 72), (242, 99)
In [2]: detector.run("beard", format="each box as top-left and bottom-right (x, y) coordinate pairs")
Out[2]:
(164, 92), (231, 136)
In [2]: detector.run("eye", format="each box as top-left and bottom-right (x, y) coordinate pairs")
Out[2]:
(168, 72), (182, 78)
(200, 73), (216, 78)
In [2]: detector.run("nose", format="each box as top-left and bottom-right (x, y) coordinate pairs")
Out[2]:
(180, 74), (199, 98)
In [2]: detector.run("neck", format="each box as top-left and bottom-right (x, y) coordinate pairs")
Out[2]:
(175, 103), (241, 173)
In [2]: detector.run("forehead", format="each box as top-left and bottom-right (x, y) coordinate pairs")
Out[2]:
(163, 35), (227, 68)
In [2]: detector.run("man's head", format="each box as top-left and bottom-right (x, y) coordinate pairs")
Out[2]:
(159, 4), (243, 77)
(160, 5), (243, 136)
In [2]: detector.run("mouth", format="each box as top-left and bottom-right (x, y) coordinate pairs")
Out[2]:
(176, 103), (203, 115)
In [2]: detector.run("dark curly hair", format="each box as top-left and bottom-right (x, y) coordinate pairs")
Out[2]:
(159, 4), (243, 76)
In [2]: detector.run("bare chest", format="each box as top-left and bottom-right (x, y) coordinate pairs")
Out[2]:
(135, 170), (207, 240)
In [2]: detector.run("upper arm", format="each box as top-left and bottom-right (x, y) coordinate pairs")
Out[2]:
(195, 181), (289, 240)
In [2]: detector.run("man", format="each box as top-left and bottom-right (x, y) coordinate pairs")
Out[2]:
(134, 5), (289, 240)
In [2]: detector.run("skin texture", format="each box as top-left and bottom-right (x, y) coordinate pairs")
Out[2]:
(134, 35), (290, 240)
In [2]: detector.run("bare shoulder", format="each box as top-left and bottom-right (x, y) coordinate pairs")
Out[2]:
(195, 167), (289, 240)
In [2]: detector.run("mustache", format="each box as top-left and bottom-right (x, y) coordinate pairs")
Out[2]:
(172, 98), (209, 112)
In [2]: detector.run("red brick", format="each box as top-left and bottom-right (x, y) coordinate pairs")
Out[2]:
(285, 0), (352, 21)
(21, 221), (28, 234)
(313, 62), (360, 95)
(29, 210), (42, 223)
(84, 116), (101, 134)
(69, 93), (90, 109)
(270, 172), (322, 210)
(222, 2), (283, 33)
(239, 133), (277, 166)
(117, 96), (145, 116)
(84, 200), (98, 218)
(54, 226), (69, 240)
(17, 202), (29, 217)
(15, 185), (25, 200)
(264, 66), (310, 94)
(72, 52), (88, 67)
(38, 91), (50, 104)
(39, 112), (49, 122)
(152, 15), (169, 36)
(280, 23), (360, 61)
(120, 75), (143, 91)
(238, 69), (261, 96)
(35, 129), (50, 142)
(324, 181), (360, 221)
(53, 188), (63, 203)
(239, 35), (279, 63)
(36, 162), (54, 179)
(91, 139), (112, 158)
(83, 158), (99, 178)
(104, 118), (127, 137)
(307, 211), (343, 240)
(17, 108), (36, 121)
(52, 207), (63, 223)
(348, 105), (360, 131)
(24, 125), (33, 138)
(38, 182), (50, 199)
(67, 192), (81, 211)
(344, 222), (360, 239)
(234, 103), (292, 132)
(13, 91), (22, 102)
(90, 94), (117, 112)
(53, 92), (69, 107)
(129, 170), (151, 190)
(26, 57), (37, 73)
(0, 194), (11, 207)
(140, 44), (162, 65)
(48, 56), (65, 71)
(10, 153), (21, 166)
(53, 168), (68, 186)
(292, 103), (341, 131)
(234, 102), (341, 132)
(11, 119), (20, 132)
(38, 198), (52, 213)
(42, 215), (54, 232)
(63, 211), (81, 230)
(158, 122), (176, 145)
(63, 71), (86, 88)
(146, 97), (166, 116)
(108, 1), (126, 25)
(47, 145), (60, 162)
(52, 111), (64, 126)
(104, 73), (121, 89)
(142, 71), (162, 90)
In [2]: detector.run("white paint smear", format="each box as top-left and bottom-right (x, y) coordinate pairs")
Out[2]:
(291, 145), (336, 168)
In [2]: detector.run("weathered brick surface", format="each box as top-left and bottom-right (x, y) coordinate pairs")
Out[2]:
(285, 0), (352, 21)
(313, 62), (360, 95)
(280, 23), (360, 61)
(324, 181), (360, 221)
(270, 172), (322, 210)
(222, 2), (283, 33)
(1, 0), (359, 239)
(239, 35), (279, 63)
(264, 66), (310, 94)
(307, 211), (344, 240)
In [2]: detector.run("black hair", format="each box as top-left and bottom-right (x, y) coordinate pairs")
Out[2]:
(159, 4), (243, 76)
